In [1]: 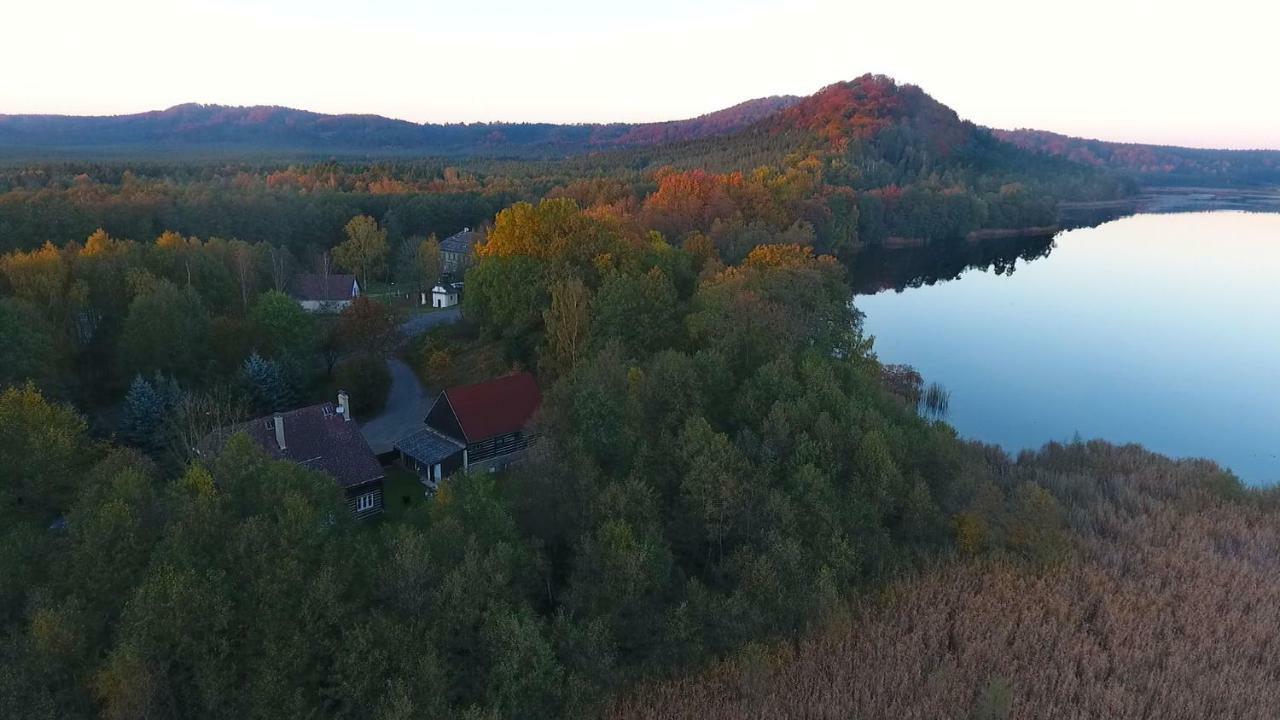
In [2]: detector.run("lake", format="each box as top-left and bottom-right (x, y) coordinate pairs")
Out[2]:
(853, 210), (1280, 485)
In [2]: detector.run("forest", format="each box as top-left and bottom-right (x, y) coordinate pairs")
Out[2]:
(2, 198), (1083, 718)
(0, 76), (1136, 257)
(0, 75), (1239, 719)
(0, 97), (802, 158)
(611, 442), (1277, 719)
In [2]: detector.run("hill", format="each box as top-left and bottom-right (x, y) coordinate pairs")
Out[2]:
(4, 81), (1277, 192)
(0, 75), (1136, 254)
(995, 128), (1280, 186)
(0, 96), (800, 158)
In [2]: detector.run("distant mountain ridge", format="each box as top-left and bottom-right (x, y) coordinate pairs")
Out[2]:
(3, 84), (1277, 188)
(0, 96), (802, 156)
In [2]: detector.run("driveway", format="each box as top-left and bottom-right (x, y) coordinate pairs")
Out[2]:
(361, 308), (463, 454)
(361, 356), (431, 454)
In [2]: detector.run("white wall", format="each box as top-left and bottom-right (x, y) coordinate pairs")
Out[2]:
(299, 299), (353, 313)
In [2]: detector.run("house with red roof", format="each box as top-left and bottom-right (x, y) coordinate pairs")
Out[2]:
(394, 372), (542, 485)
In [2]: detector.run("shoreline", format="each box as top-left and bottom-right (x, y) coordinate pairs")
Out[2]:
(964, 225), (1059, 242)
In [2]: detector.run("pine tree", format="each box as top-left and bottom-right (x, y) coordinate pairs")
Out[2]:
(242, 352), (293, 413)
(152, 371), (182, 412)
(122, 374), (167, 453)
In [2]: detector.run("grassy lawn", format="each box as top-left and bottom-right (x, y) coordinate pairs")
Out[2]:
(407, 326), (509, 391)
(381, 464), (431, 521)
(361, 282), (431, 316)
(394, 301), (449, 322)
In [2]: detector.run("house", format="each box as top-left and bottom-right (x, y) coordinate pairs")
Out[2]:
(430, 281), (463, 308)
(440, 228), (479, 274)
(395, 372), (541, 485)
(291, 273), (360, 311)
(199, 392), (387, 518)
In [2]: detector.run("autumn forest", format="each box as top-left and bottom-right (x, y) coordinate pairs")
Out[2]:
(2, 75), (1276, 720)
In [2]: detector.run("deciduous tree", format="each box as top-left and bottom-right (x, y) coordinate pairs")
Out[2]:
(335, 296), (399, 359)
(0, 298), (64, 394)
(117, 281), (211, 383)
(333, 215), (389, 288)
(250, 289), (316, 361)
(542, 277), (591, 377)
(416, 234), (443, 287)
(0, 384), (91, 522)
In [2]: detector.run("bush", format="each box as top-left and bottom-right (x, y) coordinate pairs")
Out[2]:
(333, 356), (391, 417)
(426, 350), (451, 379)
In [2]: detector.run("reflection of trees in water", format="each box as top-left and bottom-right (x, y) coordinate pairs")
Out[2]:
(848, 194), (1280, 295)
(848, 234), (1057, 295)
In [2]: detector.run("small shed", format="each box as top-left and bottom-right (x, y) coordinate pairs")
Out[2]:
(431, 282), (462, 308)
(394, 428), (464, 488)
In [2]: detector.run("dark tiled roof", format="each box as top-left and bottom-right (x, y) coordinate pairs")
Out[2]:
(439, 372), (541, 443)
(395, 427), (464, 466)
(199, 402), (384, 489)
(291, 274), (358, 302)
(440, 229), (478, 255)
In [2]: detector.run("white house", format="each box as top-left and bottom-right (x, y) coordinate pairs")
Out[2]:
(291, 274), (360, 312)
(431, 282), (462, 308)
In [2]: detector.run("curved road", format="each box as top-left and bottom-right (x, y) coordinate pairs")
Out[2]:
(359, 307), (462, 454)
(360, 356), (430, 454)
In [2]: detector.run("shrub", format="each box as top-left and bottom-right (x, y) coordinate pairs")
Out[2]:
(427, 350), (451, 379)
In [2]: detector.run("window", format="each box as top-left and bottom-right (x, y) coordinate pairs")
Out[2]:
(355, 493), (376, 513)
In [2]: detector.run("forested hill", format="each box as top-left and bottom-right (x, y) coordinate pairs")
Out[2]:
(0, 96), (801, 158)
(5, 80), (1278, 191)
(995, 128), (1280, 186)
(580, 75), (1133, 193)
(0, 75), (1137, 254)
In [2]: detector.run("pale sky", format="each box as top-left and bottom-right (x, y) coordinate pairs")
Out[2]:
(3, 0), (1277, 149)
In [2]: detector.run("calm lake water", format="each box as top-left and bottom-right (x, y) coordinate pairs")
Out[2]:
(854, 210), (1280, 485)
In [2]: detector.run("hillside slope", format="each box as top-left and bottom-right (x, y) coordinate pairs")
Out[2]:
(996, 128), (1280, 186)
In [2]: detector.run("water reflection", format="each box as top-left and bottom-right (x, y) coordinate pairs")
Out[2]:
(854, 210), (1280, 485)
(849, 234), (1057, 295)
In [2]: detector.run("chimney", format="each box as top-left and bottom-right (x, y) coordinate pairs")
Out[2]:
(337, 391), (351, 422)
(273, 413), (287, 450)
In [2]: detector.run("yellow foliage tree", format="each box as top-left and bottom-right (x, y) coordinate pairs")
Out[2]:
(333, 215), (388, 288)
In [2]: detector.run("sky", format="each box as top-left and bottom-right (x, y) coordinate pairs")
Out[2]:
(3, 0), (1278, 149)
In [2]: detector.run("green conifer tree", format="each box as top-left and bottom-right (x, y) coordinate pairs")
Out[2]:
(241, 352), (293, 413)
(122, 375), (167, 453)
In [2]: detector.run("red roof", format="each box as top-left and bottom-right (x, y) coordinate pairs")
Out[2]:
(443, 372), (541, 442)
